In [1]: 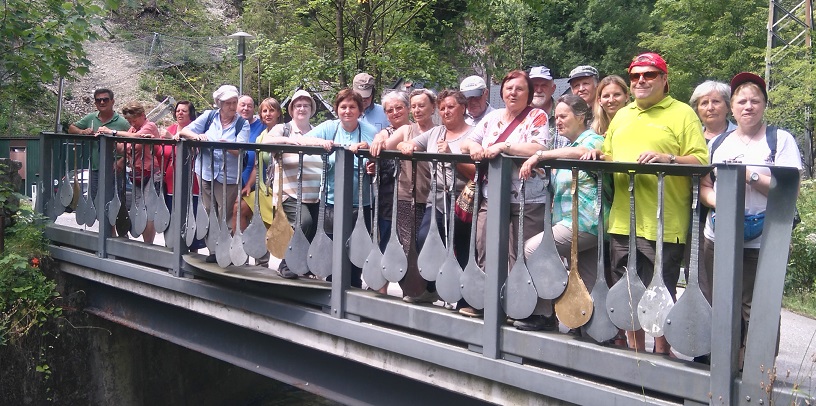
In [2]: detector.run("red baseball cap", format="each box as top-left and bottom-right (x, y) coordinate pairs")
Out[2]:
(628, 53), (668, 74)
(730, 72), (768, 102)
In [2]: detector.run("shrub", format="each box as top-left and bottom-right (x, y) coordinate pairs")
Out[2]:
(786, 179), (816, 296)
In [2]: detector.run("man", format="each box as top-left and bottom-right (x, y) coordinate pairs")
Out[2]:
(568, 65), (600, 108)
(585, 52), (708, 354)
(67, 88), (131, 201)
(352, 72), (389, 131)
(235, 95), (265, 233)
(460, 75), (494, 126)
(529, 65), (568, 149)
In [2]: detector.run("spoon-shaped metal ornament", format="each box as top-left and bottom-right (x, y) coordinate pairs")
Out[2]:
(242, 147), (269, 260)
(130, 143), (148, 238)
(154, 143), (171, 233)
(83, 143), (97, 227)
(607, 172), (646, 331)
(400, 159), (427, 298)
(348, 156), (372, 267)
(184, 151), (197, 248)
(230, 152), (248, 266)
(267, 152), (294, 258)
(554, 168), (594, 329)
(437, 164), (464, 303)
(75, 145), (89, 226)
(58, 142), (74, 208)
(216, 150), (233, 267)
(362, 158), (388, 290)
(417, 161), (445, 281)
(206, 150), (220, 252)
(307, 153), (333, 278)
(286, 152), (312, 275)
(195, 149), (210, 241)
(143, 144), (161, 226)
(637, 172), (675, 337)
(584, 171), (619, 343)
(381, 160), (408, 283)
(501, 179), (539, 320)
(527, 168), (569, 299)
(107, 146), (122, 227)
(663, 175), (712, 357)
(460, 164), (486, 310)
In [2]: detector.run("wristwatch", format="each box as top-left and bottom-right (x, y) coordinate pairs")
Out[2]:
(504, 141), (512, 151)
(668, 154), (676, 163)
(749, 172), (760, 184)
(112, 130), (117, 136)
(535, 150), (546, 160)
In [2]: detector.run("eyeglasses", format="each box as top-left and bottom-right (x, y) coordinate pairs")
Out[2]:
(293, 104), (311, 110)
(94, 97), (111, 104)
(629, 71), (662, 82)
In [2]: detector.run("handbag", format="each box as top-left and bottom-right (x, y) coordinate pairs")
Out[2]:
(711, 212), (765, 241)
(453, 107), (533, 223)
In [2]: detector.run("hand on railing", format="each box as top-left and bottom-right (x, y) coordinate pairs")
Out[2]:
(580, 148), (605, 161)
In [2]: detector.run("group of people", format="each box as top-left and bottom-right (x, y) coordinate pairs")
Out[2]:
(67, 52), (801, 358)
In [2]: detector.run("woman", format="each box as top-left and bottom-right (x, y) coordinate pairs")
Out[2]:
(690, 80), (735, 142)
(460, 70), (551, 322)
(591, 75), (629, 136)
(235, 97), (281, 233)
(371, 91), (412, 251)
(371, 89), (436, 300)
(99, 101), (161, 244)
(700, 73), (801, 350)
(161, 101), (205, 250)
(519, 95), (605, 331)
(258, 91), (322, 278)
(178, 84), (251, 263)
(391, 89), (475, 305)
(298, 89), (376, 287)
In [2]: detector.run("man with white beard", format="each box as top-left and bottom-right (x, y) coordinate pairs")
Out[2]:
(529, 65), (569, 149)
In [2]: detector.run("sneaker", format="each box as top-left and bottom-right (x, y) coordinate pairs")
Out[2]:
(458, 307), (484, 318)
(403, 290), (440, 304)
(444, 302), (455, 310)
(205, 254), (217, 263)
(513, 315), (552, 331)
(256, 253), (270, 267)
(276, 260), (298, 279)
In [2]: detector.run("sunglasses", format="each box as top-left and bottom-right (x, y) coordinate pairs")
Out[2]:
(629, 71), (662, 82)
(94, 97), (111, 103)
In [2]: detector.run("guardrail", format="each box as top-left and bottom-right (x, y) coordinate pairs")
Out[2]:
(38, 131), (806, 405)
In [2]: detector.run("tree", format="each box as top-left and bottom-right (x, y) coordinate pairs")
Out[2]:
(0, 0), (118, 133)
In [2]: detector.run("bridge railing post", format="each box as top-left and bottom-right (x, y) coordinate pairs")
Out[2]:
(330, 148), (354, 319)
(483, 156), (512, 359)
(170, 141), (191, 277)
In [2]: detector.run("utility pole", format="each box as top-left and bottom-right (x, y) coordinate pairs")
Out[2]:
(766, 0), (814, 176)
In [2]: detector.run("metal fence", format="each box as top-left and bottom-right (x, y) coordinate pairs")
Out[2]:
(38, 131), (807, 405)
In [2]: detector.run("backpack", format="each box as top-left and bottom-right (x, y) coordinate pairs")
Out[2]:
(203, 109), (246, 135)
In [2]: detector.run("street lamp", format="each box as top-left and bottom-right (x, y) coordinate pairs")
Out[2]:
(228, 31), (254, 95)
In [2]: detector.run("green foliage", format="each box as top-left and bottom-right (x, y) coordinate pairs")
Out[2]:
(640, 0), (767, 104)
(786, 179), (816, 297)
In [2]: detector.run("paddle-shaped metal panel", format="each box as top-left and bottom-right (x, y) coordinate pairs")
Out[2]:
(58, 142), (73, 208)
(607, 172), (646, 331)
(75, 146), (90, 226)
(417, 161), (445, 281)
(348, 156), (372, 267)
(637, 172), (674, 337)
(154, 143), (171, 233)
(362, 158), (388, 290)
(194, 150), (210, 241)
(130, 144), (147, 238)
(664, 175), (711, 357)
(107, 149), (122, 227)
(437, 165), (463, 303)
(205, 154), (219, 251)
(382, 161), (408, 283)
(461, 165), (485, 310)
(243, 148), (269, 259)
(215, 151), (233, 268)
(184, 155), (197, 248)
(554, 168), (594, 329)
(501, 180), (538, 320)
(83, 145), (97, 227)
(307, 154), (333, 279)
(267, 152), (294, 258)
(527, 169), (569, 299)
(286, 153), (311, 276)
(230, 151), (249, 266)
(400, 160), (428, 298)
(584, 171), (619, 343)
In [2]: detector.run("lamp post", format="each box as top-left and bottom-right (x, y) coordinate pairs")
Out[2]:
(228, 31), (254, 95)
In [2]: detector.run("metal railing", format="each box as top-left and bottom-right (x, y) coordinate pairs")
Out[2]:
(38, 131), (807, 405)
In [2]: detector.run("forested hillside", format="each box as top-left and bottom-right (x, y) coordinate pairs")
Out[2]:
(2, 0), (813, 168)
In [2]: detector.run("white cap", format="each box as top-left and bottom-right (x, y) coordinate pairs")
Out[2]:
(529, 66), (553, 80)
(460, 75), (486, 98)
(213, 85), (239, 103)
(288, 89), (317, 118)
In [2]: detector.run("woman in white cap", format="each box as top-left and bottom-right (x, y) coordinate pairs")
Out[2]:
(257, 90), (323, 278)
(179, 84), (251, 263)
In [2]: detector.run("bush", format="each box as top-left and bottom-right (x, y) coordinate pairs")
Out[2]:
(786, 179), (816, 297)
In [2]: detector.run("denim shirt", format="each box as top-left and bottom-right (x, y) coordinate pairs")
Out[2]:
(187, 109), (251, 184)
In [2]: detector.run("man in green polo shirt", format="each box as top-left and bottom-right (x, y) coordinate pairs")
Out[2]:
(68, 88), (130, 201)
(584, 52), (708, 355)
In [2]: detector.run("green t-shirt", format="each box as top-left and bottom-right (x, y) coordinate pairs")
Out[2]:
(73, 112), (131, 170)
(602, 96), (708, 244)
